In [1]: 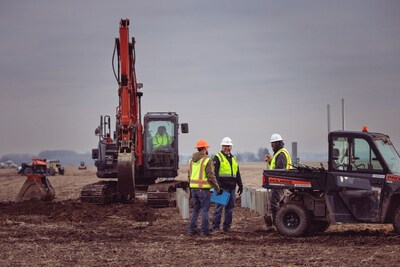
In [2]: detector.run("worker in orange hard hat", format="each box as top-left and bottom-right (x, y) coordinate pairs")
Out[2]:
(188, 139), (221, 237)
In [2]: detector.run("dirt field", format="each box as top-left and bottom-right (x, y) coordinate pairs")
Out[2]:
(1, 163), (399, 266)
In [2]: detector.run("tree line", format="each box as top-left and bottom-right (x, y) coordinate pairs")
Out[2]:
(1, 147), (272, 166)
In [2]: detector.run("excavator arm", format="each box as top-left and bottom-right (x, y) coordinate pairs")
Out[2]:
(115, 19), (143, 200)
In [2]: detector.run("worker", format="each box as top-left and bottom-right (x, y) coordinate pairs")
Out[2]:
(188, 139), (221, 236)
(212, 137), (243, 233)
(104, 133), (113, 143)
(152, 126), (172, 150)
(152, 126), (173, 166)
(264, 133), (292, 229)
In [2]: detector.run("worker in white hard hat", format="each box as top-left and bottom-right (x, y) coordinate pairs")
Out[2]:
(264, 133), (292, 230)
(211, 137), (243, 233)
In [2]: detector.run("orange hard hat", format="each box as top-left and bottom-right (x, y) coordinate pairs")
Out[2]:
(195, 139), (209, 148)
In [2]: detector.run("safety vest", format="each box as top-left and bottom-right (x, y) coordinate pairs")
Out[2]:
(270, 148), (292, 170)
(152, 133), (172, 149)
(215, 152), (238, 178)
(189, 157), (212, 189)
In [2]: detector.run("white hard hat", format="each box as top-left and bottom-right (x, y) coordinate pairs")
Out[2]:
(221, 137), (233, 146)
(270, 133), (283, 143)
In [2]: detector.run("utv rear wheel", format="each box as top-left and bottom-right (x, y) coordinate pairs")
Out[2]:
(393, 207), (400, 234)
(276, 203), (310, 237)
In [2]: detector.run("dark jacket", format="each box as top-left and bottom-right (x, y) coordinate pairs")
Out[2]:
(213, 152), (243, 190)
(272, 141), (287, 170)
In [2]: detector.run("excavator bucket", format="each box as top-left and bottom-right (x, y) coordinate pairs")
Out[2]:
(15, 175), (55, 202)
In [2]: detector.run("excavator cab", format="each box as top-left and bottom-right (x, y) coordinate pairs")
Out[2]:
(141, 112), (188, 183)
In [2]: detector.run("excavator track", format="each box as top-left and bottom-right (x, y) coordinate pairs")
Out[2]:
(80, 181), (118, 204)
(147, 180), (189, 208)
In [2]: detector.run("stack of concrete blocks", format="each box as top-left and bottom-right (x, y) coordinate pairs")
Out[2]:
(241, 187), (269, 216)
(176, 188), (189, 220)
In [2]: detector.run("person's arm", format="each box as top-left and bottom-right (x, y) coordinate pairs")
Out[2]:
(212, 155), (221, 185)
(152, 134), (160, 149)
(205, 159), (220, 192)
(187, 159), (192, 183)
(236, 167), (243, 195)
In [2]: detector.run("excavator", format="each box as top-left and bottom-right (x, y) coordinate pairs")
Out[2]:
(80, 19), (189, 207)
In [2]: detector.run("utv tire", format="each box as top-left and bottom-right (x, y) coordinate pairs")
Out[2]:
(393, 206), (400, 234)
(46, 167), (56, 176)
(276, 203), (310, 237)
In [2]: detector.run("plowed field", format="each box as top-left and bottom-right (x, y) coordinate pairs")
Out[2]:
(0, 163), (399, 266)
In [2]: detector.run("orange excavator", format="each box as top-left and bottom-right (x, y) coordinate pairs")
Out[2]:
(81, 19), (188, 206)
(16, 158), (55, 202)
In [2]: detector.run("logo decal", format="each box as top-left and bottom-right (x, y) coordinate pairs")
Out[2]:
(386, 175), (400, 184)
(268, 177), (311, 188)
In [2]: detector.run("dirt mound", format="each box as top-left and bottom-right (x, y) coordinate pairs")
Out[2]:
(0, 199), (157, 223)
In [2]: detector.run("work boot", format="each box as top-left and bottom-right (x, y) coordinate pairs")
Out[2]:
(210, 227), (220, 233)
(264, 214), (273, 228)
(200, 231), (212, 237)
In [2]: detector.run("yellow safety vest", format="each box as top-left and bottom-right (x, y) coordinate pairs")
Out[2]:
(215, 152), (238, 178)
(189, 157), (212, 189)
(152, 133), (172, 149)
(270, 148), (292, 170)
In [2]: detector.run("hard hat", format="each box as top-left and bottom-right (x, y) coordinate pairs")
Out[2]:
(221, 137), (233, 146)
(270, 133), (283, 143)
(195, 139), (209, 148)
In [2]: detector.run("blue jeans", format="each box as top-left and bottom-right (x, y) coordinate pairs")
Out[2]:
(188, 189), (211, 235)
(212, 188), (236, 231)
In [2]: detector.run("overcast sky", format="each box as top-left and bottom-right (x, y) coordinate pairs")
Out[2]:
(0, 0), (399, 159)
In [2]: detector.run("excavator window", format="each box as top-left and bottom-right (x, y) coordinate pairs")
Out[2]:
(145, 120), (176, 168)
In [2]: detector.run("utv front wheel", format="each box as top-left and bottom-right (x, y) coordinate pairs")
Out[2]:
(393, 206), (400, 234)
(276, 203), (310, 237)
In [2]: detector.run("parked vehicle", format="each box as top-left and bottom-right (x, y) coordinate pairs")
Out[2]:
(262, 128), (400, 237)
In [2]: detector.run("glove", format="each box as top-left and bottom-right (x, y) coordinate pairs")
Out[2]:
(237, 187), (243, 196)
(264, 155), (272, 163)
(217, 189), (223, 195)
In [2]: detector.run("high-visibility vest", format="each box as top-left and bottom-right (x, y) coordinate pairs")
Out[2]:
(270, 148), (292, 170)
(152, 133), (172, 149)
(189, 157), (212, 189)
(215, 152), (238, 178)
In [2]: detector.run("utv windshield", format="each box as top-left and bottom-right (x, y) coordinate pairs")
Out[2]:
(375, 139), (400, 173)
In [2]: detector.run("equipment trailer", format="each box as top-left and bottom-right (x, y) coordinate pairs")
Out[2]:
(262, 128), (400, 237)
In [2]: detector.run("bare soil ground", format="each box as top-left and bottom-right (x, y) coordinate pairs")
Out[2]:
(1, 163), (399, 266)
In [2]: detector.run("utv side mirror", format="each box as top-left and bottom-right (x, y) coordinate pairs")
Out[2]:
(181, 123), (189, 134)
